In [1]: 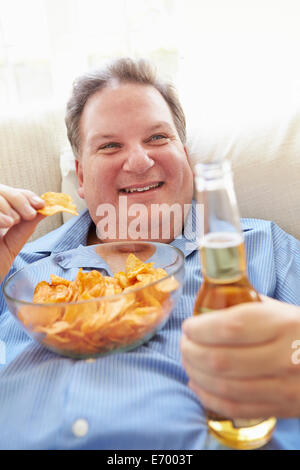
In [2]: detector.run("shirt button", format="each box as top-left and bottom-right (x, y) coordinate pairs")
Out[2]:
(72, 419), (89, 437)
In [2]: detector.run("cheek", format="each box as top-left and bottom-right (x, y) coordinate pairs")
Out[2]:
(165, 150), (193, 187)
(84, 160), (115, 183)
(82, 162), (116, 202)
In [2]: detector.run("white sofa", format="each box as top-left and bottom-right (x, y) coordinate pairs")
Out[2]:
(0, 104), (300, 241)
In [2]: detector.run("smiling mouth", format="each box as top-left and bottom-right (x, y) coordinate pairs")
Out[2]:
(119, 182), (164, 194)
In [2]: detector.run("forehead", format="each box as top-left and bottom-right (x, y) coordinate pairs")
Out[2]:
(80, 82), (176, 140)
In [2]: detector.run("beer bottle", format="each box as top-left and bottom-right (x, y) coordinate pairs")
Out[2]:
(193, 160), (276, 450)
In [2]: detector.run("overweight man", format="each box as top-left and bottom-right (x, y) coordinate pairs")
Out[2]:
(0, 58), (300, 450)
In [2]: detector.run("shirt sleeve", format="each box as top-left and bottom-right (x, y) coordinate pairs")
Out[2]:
(271, 222), (300, 305)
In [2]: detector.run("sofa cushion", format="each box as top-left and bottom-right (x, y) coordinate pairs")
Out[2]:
(60, 145), (87, 222)
(187, 107), (300, 240)
(0, 106), (67, 240)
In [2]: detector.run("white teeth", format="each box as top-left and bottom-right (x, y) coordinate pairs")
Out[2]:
(123, 183), (161, 193)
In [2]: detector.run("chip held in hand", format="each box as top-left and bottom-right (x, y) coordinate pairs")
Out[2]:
(38, 192), (78, 216)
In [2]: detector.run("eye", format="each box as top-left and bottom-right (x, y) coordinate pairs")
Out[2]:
(100, 142), (120, 149)
(97, 142), (121, 153)
(149, 134), (168, 143)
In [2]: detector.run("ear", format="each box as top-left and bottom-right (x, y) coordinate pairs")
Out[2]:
(75, 158), (85, 199)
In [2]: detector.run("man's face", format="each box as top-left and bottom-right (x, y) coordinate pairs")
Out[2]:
(76, 82), (194, 243)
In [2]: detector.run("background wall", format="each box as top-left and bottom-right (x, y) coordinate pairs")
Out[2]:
(1, 0), (300, 133)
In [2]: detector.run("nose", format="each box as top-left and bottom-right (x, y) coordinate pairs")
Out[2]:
(122, 145), (154, 174)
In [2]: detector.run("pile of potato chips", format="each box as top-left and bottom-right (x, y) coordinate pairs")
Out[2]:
(18, 254), (179, 356)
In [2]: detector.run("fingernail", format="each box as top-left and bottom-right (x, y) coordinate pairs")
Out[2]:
(32, 196), (44, 204)
(26, 206), (36, 215)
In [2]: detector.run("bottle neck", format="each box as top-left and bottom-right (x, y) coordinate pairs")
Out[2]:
(194, 161), (247, 282)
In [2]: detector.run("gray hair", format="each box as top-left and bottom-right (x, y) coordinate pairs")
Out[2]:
(65, 57), (186, 159)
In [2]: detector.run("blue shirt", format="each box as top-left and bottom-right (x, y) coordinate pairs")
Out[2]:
(0, 205), (300, 450)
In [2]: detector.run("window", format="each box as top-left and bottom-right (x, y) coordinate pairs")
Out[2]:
(1, 0), (299, 128)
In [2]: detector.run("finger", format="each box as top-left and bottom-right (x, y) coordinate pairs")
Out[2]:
(188, 382), (280, 419)
(0, 195), (20, 222)
(180, 333), (280, 378)
(0, 188), (37, 221)
(260, 295), (278, 304)
(21, 190), (45, 209)
(182, 302), (283, 346)
(0, 194), (21, 227)
(7, 208), (21, 224)
(0, 213), (14, 229)
(182, 362), (287, 404)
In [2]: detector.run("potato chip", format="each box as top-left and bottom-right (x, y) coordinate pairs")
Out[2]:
(114, 271), (132, 288)
(155, 276), (180, 293)
(25, 253), (179, 356)
(125, 253), (154, 280)
(38, 192), (78, 216)
(50, 274), (71, 287)
(36, 320), (72, 335)
(33, 281), (69, 303)
(63, 301), (98, 325)
(18, 304), (61, 328)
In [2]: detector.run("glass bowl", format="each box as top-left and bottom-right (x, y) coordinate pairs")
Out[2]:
(3, 241), (184, 359)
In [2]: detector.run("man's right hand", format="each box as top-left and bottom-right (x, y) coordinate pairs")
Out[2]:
(0, 184), (46, 282)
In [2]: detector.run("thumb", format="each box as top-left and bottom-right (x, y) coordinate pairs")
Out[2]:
(260, 295), (280, 304)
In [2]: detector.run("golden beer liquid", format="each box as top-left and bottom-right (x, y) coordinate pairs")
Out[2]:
(193, 233), (276, 449)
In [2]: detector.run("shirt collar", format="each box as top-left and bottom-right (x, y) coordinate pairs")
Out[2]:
(171, 200), (254, 258)
(171, 200), (199, 258)
(53, 209), (92, 252)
